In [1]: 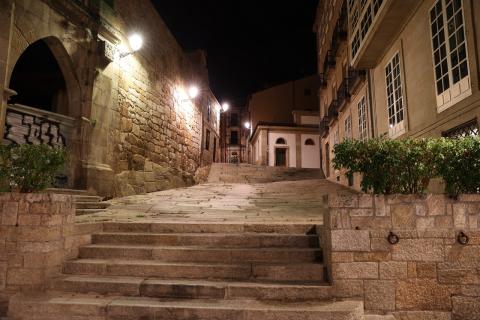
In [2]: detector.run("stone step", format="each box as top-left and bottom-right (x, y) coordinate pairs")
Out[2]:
(102, 222), (317, 234)
(76, 209), (107, 216)
(92, 232), (319, 248)
(52, 275), (334, 301)
(363, 315), (396, 320)
(79, 244), (322, 263)
(74, 195), (104, 202)
(63, 259), (326, 282)
(75, 202), (111, 210)
(45, 188), (89, 195)
(8, 294), (364, 320)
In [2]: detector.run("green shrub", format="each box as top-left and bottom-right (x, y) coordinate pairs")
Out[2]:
(432, 136), (480, 196)
(333, 138), (436, 194)
(333, 136), (480, 195)
(0, 144), (67, 193)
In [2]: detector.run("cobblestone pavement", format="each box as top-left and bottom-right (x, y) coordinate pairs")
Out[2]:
(76, 179), (355, 225)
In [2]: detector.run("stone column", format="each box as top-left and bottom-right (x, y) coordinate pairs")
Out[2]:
(0, 193), (75, 313)
(0, 1), (14, 139)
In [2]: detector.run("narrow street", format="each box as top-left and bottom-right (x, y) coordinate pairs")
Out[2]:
(77, 164), (354, 225)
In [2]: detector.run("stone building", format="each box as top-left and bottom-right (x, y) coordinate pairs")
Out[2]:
(0, 0), (220, 198)
(220, 105), (249, 163)
(247, 76), (322, 168)
(315, 0), (480, 189)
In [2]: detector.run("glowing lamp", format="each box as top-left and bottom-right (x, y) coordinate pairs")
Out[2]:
(221, 103), (230, 112)
(188, 86), (199, 99)
(129, 33), (143, 52)
(244, 122), (251, 129)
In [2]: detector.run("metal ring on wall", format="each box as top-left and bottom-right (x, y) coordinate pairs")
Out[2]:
(457, 231), (469, 245)
(387, 231), (399, 245)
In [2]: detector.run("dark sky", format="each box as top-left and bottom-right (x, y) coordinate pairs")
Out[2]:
(151, 0), (319, 107)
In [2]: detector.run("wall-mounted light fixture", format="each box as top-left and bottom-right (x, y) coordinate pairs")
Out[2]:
(221, 103), (230, 112)
(120, 33), (144, 58)
(244, 122), (251, 129)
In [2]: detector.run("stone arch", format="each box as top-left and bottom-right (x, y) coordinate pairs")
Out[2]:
(276, 137), (286, 144)
(7, 36), (82, 118)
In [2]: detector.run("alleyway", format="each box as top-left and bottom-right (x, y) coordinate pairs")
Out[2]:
(77, 164), (354, 225)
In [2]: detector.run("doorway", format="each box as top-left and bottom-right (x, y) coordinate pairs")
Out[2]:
(275, 148), (287, 167)
(325, 143), (330, 177)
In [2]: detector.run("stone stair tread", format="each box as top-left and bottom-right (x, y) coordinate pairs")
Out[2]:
(76, 209), (107, 215)
(95, 231), (317, 237)
(10, 293), (363, 313)
(56, 275), (329, 287)
(66, 258), (323, 267)
(82, 243), (321, 251)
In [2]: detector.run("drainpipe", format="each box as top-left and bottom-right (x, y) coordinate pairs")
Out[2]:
(0, 1), (15, 138)
(367, 69), (376, 138)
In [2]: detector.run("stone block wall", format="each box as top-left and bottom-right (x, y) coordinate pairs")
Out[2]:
(0, 193), (99, 315)
(324, 193), (480, 319)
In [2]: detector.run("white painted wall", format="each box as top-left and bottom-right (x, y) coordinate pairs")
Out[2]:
(301, 134), (320, 168)
(268, 132), (296, 167)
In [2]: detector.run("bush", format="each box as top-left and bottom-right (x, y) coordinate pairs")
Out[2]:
(432, 137), (480, 196)
(333, 136), (480, 195)
(0, 144), (67, 193)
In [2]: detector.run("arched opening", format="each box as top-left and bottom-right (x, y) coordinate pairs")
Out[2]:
(276, 137), (286, 144)
(8, 39), (68, 115)
(305, 138), (315, 146)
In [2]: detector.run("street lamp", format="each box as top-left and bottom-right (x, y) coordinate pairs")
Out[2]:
(120, 33), (144, 58)
(221, 103), (230, 112)
(244, 122), (251, 129)
(188, 86), (200, 99)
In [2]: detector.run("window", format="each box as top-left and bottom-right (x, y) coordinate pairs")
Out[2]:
(360, 6), (372, 39)
(305, 138), (315, 146)
(230, 131), (238, 145)
(276, 137), (286, 144)
(430, 0), (471, 111)
(205, 129), (210, 150)
(350, 0), (385, 60)
(207, 105), (211, 122)
(443, 119), (479, 138)
(333, 127), (340, 145)
(344, 114), (352, 139)
(385, 53), (406, 137)
(230, 113), (238, 126)
(358, 97), (368, 140)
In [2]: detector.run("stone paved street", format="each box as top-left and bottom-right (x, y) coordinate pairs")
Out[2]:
(77, 176), (355, 225)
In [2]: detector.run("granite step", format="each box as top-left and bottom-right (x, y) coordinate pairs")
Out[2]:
(102, 222), (317, 234)
(91, 232), (319, 248)
(76, 202), (111, 210)
(63, 259), (326, 282)
(79, 244), (322, 263)
(51, 275), (334, 301)
(8, 294), (364, 320)
(76, 208), (108, 215)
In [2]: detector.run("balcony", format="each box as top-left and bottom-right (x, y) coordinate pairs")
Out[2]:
(336, 80), (350, 110)
(323, 51), (336, 73)
(351, 0), (421, 68)
(327, 99), (339, 123)
(347, 68), (367, 95)
(319, 117), (330, 137)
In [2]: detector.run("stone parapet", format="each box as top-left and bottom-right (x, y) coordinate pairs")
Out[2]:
(324, 193), (480, 319)
(0, 193), (99, 315)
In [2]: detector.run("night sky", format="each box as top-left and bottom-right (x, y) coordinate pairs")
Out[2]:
(152, 0), (319, 107)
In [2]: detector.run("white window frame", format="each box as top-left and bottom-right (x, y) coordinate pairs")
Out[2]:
(344, 113), (352, 140)
(429, 0), (472, 112)
(385, 52), (407, 138)
(358, 96), (368, 141)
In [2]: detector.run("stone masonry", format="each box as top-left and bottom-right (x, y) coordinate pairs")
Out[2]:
(324, 193), (480, 319)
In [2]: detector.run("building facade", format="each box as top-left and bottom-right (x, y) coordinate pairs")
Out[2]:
(247, 77), (321, 168)
(315, 0), (480, 189)
(220, 106), (249, 163)
(0, 0), (220, 198)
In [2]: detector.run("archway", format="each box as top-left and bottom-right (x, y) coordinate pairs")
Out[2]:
(8, 39), (68, 115)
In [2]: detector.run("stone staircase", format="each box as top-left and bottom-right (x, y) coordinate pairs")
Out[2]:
(8, 222), (364, 320)
(46, 188), (111, 215)
(207, 163), (325, 184)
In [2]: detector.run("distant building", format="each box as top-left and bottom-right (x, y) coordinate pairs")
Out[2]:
(220, 106), (249, 163)
(314, 0), (480, 189)
(247, 76), (321, 168)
